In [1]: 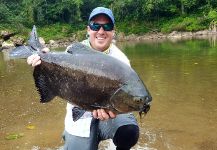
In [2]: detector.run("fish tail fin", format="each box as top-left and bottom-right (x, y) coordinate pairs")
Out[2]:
(28, 25), (43, 52)
(33, 66), (55, 103)
(9, 46), (33, 59)
(9, 25), (43, 59)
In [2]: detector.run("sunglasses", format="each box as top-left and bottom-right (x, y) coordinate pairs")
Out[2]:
(89, 21), (114, 31)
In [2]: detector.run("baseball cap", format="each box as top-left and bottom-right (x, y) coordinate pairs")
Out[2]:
(88, 7), (115, 25)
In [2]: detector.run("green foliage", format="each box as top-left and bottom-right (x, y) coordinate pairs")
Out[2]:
(37, 23), (85, 42)
(0, 4), (11, 23)
(207, 10), (217, 20)
(161, 15), (208, 33)
(116, 21), (151, 35)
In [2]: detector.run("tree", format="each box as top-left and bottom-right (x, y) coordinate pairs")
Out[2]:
(179, 0), (197, 15)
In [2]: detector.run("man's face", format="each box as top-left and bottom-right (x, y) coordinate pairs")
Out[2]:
(87, 15), (114, 52)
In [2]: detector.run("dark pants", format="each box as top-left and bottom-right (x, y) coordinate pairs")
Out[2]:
(63, 113), (139, 150)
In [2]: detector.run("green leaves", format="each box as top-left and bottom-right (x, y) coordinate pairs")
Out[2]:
(4, 124), (36, 140)
(208, 10), (217, 20)
(161, 16), (207, 33)
(5, 133), (24, 140)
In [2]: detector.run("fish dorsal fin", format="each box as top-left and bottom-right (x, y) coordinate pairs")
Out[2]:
(67, 42), (98, 54)
(28, 25), (43, 51)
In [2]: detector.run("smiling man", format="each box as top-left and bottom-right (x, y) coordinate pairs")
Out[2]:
(87, 10), (115, 51)
(27, 7), (140, 150)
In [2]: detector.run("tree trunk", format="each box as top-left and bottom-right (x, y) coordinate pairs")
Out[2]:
(181, 2), (185, 15)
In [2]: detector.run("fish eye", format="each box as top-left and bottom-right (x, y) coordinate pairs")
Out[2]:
(133, 97), (141, 103)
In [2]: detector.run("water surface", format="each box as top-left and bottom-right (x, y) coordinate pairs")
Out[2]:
(119, 38), (217, 150)
(0, 37), (217, 150)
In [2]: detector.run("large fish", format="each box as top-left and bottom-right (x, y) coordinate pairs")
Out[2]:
(10, 26), (152, 119)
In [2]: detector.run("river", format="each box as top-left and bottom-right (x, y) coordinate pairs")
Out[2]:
(0, 37), (217, 150)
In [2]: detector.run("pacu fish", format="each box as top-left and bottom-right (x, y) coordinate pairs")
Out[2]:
(9, 26), (152, 117)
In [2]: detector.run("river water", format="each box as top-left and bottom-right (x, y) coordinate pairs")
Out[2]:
(0, 37), (217, 150)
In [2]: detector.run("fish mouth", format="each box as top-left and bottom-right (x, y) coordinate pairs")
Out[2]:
(139, 102), (151, 117)
(139, 94), (152, 114)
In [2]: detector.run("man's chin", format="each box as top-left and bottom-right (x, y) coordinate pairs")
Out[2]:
(95, 44), (107, 51)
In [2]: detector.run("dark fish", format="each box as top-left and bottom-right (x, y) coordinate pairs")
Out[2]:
(9, 26), (152, 118)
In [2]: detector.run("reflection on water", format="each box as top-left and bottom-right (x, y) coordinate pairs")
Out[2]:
(0, 37), (217, 150)
(118, 37), (217, 150)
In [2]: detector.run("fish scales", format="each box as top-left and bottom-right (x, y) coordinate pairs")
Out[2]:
(34, 56), (122, 111)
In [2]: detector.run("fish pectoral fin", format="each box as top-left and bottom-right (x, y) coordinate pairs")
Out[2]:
(90, 103), (112, 110)
(72, 107), (86, 122)
(33, 66), (55, 103)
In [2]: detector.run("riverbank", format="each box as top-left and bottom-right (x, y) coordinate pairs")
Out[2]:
(1, 29), (217, 50)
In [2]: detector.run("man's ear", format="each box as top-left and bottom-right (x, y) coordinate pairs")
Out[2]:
(112, 31), (115, 38)
(87, 26), (91, 33)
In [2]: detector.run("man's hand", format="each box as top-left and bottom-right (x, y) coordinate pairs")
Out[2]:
(27, 54), (41, 66)
(92, 109), (116, 121)
(27, 48), (49, 67)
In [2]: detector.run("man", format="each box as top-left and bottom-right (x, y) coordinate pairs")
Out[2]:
(27, 7), (139, 150)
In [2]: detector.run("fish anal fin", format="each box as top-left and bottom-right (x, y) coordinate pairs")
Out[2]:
(33, 66), (55, 103)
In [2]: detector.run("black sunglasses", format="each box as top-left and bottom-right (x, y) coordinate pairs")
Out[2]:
(89, 21), (114, 31)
